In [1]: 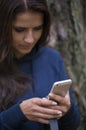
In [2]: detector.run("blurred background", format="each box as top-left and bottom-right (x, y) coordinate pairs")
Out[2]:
(47, 0), (86, 130)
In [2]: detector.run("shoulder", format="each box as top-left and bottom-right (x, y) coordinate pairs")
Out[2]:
(39, 46), (68, 80)
(39, 46), (63, 63)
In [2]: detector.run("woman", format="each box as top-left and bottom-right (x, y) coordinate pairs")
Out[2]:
(0, 0), (80, 130)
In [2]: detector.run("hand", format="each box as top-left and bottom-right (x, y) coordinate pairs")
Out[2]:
(48, 91), (71, 117)
(20, 98), (62, 124)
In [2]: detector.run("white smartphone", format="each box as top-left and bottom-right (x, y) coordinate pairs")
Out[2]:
(50, 79), (72, 97)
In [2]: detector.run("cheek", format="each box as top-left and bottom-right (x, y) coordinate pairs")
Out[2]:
(12, 35), (20, 49)
(35, 30), (43, 40)
(12, 33), (22, 44)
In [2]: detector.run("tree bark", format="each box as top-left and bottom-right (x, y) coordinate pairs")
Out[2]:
(47, 0), (86, 130)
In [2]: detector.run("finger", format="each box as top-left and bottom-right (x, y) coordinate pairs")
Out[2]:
(53, 105), (69, 115)
(33, 98), (57, 107)
(30, 110), (62, 122)
(29, 115), (50, 124)
(48, 92), (70, 106)
(33, 112), (55, 119)
(34, 117), (49, 124)
(32, 104), (62, 115)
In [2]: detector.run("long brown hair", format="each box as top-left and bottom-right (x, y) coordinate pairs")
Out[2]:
(0, 0), (51, 111)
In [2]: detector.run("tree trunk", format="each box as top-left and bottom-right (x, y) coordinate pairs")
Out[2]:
(47, 0), (86, 130)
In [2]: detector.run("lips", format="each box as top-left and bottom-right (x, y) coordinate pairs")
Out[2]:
(19, 44), (33, 50)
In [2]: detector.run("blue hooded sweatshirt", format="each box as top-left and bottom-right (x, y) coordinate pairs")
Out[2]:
(0, 46), (80, 130)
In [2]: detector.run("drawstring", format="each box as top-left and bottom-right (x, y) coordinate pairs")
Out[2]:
(50, 119), (59, 130)
(46, 96), (59, 130)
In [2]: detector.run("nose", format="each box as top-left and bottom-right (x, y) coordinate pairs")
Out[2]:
(24, 32), (34, 43)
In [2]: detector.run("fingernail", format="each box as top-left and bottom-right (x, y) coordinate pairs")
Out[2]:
(58, 113), (62, 117)
(48, 93), (53, 96)
(52, 101), (57, 105)
(42, 97), (47, 100)
(57, 111), (62, 114)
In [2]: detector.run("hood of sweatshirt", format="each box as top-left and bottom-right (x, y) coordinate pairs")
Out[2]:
(15, 45), (44, 63)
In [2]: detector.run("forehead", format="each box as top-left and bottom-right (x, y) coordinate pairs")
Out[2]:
(13, 11), (44, 27)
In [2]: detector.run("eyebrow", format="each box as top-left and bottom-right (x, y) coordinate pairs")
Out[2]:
(13, 24), (43, 29)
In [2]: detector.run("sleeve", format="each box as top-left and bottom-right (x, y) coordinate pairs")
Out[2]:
(55, 53), (80, 130)
(0, 103), (27, 130)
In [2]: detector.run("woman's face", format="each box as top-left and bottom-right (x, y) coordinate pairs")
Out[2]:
(12, 11), (43, 58)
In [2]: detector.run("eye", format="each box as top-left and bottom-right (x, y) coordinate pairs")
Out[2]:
(33, 25), (43, 31)
(13, 27), (25, 33)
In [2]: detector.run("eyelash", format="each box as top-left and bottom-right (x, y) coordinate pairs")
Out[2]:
(34, 26), (43, 31)
(14, 26), (43, 33)
(14, 28), (25, 33)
